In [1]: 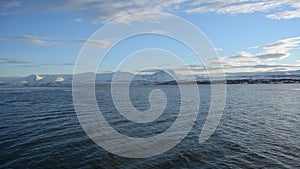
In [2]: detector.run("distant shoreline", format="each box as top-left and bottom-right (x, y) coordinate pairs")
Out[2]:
(159, 78), (300, 85)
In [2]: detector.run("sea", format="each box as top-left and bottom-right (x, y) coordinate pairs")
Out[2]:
(1, 84), (299, 168)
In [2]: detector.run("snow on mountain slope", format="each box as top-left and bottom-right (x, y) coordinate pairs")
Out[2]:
(55, 77), (65, 82)
(2, 74), (73, 86)
(137, 70), (179, 83)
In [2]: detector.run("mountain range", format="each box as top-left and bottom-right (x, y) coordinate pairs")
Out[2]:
(0, 70), (299, 86)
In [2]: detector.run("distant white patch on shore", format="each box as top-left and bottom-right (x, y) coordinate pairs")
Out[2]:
(55, 77), (65, 82)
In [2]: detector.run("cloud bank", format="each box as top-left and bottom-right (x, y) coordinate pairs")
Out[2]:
(203, 36), (300, 73)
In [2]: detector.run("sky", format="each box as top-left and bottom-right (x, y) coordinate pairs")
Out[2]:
(0, 0), (300, 76)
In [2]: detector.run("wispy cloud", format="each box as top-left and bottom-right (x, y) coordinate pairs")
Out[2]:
(267, 10), (300, 19)
(266, 0), (300, 19)
(0, 57), (77, 67)
(70, 39), (111, 48)
(185, 0), (300, 20)
(262, 36), (300, 55)
(256, 53), (287, 60)
(185, 1), (280, 14)
(62, 62), (76, 66)
(0, 57), (31, 64)
(203, 36), (300, 73)
(17, 35), (56, 46)
(0, 35), (111, 48)
(43, 62), (76, 66)
(1, 35), (57, 46)
(17, 64), (39, 67)
(232, 36), (300, 61)
(12, 0), (185, 23)
(0, 0), (21, 15)
(211, 47), (223, 51)
(3, 0), (300, 23)
(73, 18), (83, 22)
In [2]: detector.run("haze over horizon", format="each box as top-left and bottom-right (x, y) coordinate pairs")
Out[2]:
(1, 0), (300, 77)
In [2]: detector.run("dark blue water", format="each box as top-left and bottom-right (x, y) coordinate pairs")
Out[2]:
(1, 84), (299, 168)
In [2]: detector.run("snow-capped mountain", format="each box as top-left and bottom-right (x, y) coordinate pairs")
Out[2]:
(137, 70), (178, 83)
(73, 72), (149, 84)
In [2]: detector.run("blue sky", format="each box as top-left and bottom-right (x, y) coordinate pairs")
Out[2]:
(0, 0), (300, 76)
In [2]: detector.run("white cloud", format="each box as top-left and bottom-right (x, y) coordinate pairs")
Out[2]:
(263, 36), (300, 54)
(74, 39), (111, 48)
(256, 53), (288, 60)
(62, 63), (76, 66)
(20, 0), (186, 23)
(204, 36), (300, 72)
(4, 0), (300, 23)
(0, 35), (57, 46)
(0, 35), (112, 48)
(186, 0), (300, 20)
(0, 57), (31, 64)
(211, 47), (223, 51)
(18, 35), (56, 46)
(0, 0), (21, 15)
(248, 45), (260, 49)
(233, 36), (300, 62)
(43, 62), (76, 66)
(267, 10), (300, 19)
(74, 18), (83, 22)
(267, 0), (300, 19)
(146, 29), (170, 34)
(185, 1), (281, 14)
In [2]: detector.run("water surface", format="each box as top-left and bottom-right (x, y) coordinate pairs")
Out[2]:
(0, 84), (299, 168)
